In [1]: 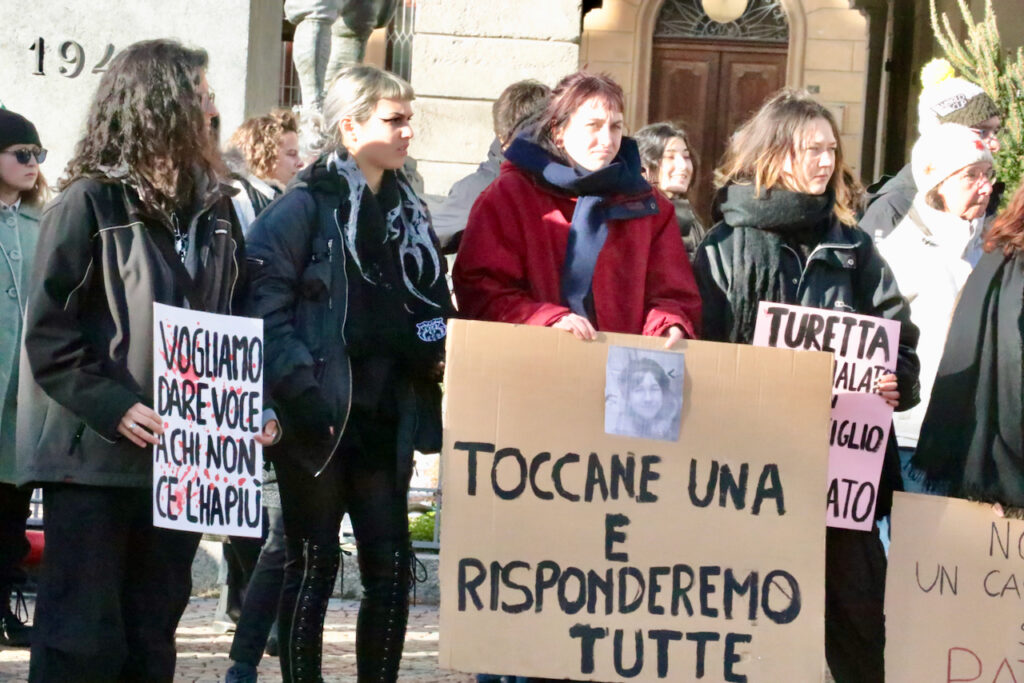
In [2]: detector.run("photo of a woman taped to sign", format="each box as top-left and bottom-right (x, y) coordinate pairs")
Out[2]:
(604, 346), (684, 441)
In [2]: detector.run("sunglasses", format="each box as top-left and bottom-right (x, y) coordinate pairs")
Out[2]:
(1, 148), (47, 165)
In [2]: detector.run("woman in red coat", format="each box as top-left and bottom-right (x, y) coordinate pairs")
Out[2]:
(453, 71), (701, 344)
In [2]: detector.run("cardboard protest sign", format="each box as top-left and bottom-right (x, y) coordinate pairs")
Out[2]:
(887, 492), (1024, 682)
(439, 320), (832, 682)
(753, 302), (899, 530)
(151, 303), (264, 537)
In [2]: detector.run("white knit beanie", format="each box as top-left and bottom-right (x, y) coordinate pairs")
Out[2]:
(911, 123), (993, 194)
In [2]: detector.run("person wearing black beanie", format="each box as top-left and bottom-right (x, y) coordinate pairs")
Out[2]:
(0, 107), (48, 649)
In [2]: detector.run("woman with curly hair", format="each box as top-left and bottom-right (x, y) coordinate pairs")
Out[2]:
(693, 89), (920, 683)
(227, 109), (305, 231)
(15, 39), (276, 682)
(914, 181), (1024, 509)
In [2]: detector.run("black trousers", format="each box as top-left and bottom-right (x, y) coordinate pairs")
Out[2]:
(0, 482), (32, 592)
(229, 505), (289, 665)
(274, 437), (411, 680)
(825, 526), (887, 683)
(222, 509), (271, 623)
(29, 485), (200, 683)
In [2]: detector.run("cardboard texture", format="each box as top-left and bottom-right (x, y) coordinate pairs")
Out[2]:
(887, 492), (1024, 682)
(439, 320), (833, 682)
(151, 303), (264, 537)
(752, 302), (899, 530)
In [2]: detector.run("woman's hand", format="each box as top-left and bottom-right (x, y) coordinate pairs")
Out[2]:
(118, 403), (163, 448)
(254, 419), (279, 447)
(553, 313), (597, 341)
(663, 325), (684, 349)
(875, 372), (900, 408)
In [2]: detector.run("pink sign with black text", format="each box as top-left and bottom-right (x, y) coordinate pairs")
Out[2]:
(754, 302), (900, 530)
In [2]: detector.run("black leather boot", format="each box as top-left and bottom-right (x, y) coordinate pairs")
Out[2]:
(278, 540), (340, 683)
(355, 540), (412, 682)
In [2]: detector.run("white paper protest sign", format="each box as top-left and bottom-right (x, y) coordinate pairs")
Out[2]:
(151, 302), (264, 537)
(753, 302), (899, 530)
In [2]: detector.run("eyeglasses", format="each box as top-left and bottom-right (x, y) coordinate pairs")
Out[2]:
(1, 148), (46, 165)
(970, 126), (1001, 140)
(957, 167), (995, 187)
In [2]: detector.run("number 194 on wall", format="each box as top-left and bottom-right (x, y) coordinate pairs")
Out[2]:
(28, 37), (115, 78)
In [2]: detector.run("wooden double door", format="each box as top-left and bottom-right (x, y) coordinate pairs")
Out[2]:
(649, 40), (788, 226)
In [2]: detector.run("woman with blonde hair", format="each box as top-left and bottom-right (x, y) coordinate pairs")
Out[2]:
(693, 88), (920, 683)
(245, 64), (451, 682)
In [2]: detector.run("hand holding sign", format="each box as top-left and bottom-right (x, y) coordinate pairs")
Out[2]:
(875, 372), (899, 407)
(119, 402), (163, 448)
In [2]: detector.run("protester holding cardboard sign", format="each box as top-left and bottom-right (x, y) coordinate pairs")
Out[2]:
(453, 71), (701, 346)
(914, 181), (1024, 509)
(245, 65), (452, 682)
(15, 40), (275, 682)
(693, 89), (921, 683)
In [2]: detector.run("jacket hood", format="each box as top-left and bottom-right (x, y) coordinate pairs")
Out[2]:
(503, 134), (651, 198)
(719, 184), (835, 232)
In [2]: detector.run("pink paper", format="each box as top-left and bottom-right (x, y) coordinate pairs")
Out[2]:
(753, 302), (900, 530)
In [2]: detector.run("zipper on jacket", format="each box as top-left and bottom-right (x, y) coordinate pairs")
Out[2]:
(784, 242), (854, 297)
(326, 238), (334, 310)
(66, 423), (86, 456)
(313, 211), (353, 478)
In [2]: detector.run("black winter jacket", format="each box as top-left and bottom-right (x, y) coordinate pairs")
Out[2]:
(694, 189), (921, 516)
(245, 157), (451, 480)
(16, 177), (245, 487)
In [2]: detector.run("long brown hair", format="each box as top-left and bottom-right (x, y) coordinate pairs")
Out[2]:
(985, 182), (1024, 256)
(60, 39), (215, 215)
(715, 89), (862, 225)
(634, 122), (698, 201)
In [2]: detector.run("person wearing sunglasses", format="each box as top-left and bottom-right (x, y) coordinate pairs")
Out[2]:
(0, 109), (48, 650)
(878, 124), (995, 495)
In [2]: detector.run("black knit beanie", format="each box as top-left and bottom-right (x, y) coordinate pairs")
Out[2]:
(0, 110), (42, 152)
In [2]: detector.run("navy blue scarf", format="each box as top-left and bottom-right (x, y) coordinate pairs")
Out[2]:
(504, 135), (652, 320)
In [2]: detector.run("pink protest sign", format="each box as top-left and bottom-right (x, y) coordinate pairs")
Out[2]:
(151, 303), (265, 537)
(753, 302), (899, 530)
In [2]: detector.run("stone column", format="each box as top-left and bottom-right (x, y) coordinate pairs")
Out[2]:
(3, 0), (283, 178)
(410, 0), (582, 196)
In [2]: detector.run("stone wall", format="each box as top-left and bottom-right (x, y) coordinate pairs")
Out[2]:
(409, 0), (582, 196)
(2, 0), (283, 180)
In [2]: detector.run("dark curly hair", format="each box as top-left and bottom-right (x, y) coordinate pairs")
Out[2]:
(60, 39), (215, 215)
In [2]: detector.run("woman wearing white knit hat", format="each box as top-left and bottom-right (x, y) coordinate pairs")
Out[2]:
(861, 59), (1001, 238)
(878, 123), (994, 492)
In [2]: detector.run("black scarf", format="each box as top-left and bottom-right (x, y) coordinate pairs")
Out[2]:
(912, 249), (1024, 507)
(717, 184), (835, 343)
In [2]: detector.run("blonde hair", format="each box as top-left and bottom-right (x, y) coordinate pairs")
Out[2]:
(228, 109), (299, 180)
(715, 89), (862, 225)
(322, 65), (414, 151)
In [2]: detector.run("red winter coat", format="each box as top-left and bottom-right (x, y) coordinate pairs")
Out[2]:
(453, 162), (702, 338)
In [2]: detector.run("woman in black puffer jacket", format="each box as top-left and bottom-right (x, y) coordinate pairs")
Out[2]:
(693, 89), (920, 683)
(245, 65), (452, 683)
